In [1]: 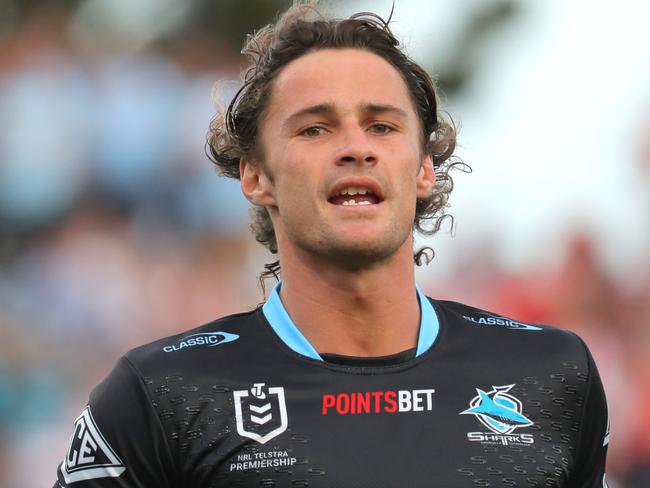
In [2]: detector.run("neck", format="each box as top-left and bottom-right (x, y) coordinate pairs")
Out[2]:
(276, 241), (421, 357)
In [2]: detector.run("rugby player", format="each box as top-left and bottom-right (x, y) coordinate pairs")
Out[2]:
(54, 1), (609, 486)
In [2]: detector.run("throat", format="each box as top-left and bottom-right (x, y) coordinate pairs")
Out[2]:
(279, 286), (421, 358)
(273, 255), (423, 360)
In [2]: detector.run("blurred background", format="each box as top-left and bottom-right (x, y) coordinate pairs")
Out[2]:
(0, 0), (648, 485)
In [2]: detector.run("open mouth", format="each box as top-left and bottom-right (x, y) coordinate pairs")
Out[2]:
(327, 185), (384, 207)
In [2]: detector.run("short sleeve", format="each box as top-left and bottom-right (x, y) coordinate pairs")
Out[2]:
(568, 337), (610, 487)
(54, 357), (175, 487)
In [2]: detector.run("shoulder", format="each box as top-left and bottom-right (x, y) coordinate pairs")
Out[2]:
(122, 307), (264, 378)
(430, 297), (590, 361)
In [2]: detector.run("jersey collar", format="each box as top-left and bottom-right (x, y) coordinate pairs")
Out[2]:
(262, 282), (439, 361)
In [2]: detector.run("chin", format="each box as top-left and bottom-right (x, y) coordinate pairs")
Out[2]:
(319, 235), (407, 268)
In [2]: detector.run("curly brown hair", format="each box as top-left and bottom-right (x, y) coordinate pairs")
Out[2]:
(207, 1), (466, 287)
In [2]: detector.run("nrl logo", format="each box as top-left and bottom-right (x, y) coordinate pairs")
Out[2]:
(460, 384), (533, 435)
(234, 383), (288, 444)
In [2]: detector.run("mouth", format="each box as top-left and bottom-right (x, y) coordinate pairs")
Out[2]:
(327, 181), (384, 207)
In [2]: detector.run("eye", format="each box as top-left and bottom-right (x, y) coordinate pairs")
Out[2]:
(300, 126), (325, 137)
(369, 123), (394, 134)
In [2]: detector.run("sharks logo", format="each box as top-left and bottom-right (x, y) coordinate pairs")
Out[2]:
(461, 384), (533, 434)
(461, 384), (535, 446)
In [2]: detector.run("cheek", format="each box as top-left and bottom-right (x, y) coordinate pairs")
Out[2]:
(399, 164), (420, 197)
(273, 172), (317, 219)
(398, 173), (420, 220)
(274, 152), (323, 207)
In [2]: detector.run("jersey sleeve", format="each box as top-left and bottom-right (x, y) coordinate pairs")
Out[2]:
(567, 336), (610, 487)
(54, 356), (175, 488)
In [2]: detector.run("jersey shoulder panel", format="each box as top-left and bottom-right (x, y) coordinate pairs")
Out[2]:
(123, 308), (264, 374)
(435, 298), (575, 334)
(431, 298), (594, 364)
(434, 298), (553, 331)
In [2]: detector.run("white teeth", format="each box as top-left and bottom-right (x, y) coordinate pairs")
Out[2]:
(342, 199), (371, 206)
(335, 186), (376, 206)
(340, 186), (370, 196)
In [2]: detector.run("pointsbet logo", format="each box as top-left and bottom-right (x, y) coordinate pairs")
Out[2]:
(321, 388), (435, 415)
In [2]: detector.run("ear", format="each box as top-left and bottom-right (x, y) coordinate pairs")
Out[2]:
(240, 156), (276, 206)
(416, 154), (436, 199)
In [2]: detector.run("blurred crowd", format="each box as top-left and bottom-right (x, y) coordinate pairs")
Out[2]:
(0, 2), (649, 487)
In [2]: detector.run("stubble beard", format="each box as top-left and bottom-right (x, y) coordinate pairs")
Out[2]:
(292, 217), (413, 271)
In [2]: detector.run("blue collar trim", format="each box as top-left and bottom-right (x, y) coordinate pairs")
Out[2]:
(415, 285), (439, 356)
(262, 282), (439, 361)
(262, 282), (322, 360)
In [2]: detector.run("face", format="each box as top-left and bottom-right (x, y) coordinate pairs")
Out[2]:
(240, 48), (435, 268)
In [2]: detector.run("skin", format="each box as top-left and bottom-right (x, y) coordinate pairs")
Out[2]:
(240, 48), (436, 357)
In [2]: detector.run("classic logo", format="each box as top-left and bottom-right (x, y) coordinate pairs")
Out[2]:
(163, 331), (239, 352)
(462, 312), (542, 331)
(233, 383), (288, 444)
(61, 406), (126, 483)
(460, 384), (535, 446)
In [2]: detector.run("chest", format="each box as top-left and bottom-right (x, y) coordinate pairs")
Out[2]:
(152, 362), (585, 487)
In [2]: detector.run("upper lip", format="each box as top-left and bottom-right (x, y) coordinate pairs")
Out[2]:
(327, 177), (385, 202)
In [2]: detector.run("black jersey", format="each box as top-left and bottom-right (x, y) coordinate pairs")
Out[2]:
(55, 284), (609, 487)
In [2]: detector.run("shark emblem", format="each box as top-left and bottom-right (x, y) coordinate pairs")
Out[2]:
(461, 384), (533, 434)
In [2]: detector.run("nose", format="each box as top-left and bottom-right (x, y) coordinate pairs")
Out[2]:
(335, 125), (378, 167)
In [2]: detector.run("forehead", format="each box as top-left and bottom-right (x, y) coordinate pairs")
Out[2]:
(266, 48), (417, 121)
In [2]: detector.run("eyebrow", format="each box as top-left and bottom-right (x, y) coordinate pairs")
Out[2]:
(363, 103), (409, 119)
(283, 103), (335, 128)
(283, 102), (409, 128)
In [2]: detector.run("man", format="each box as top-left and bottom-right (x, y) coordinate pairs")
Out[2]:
(55, 2), (609, 486)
